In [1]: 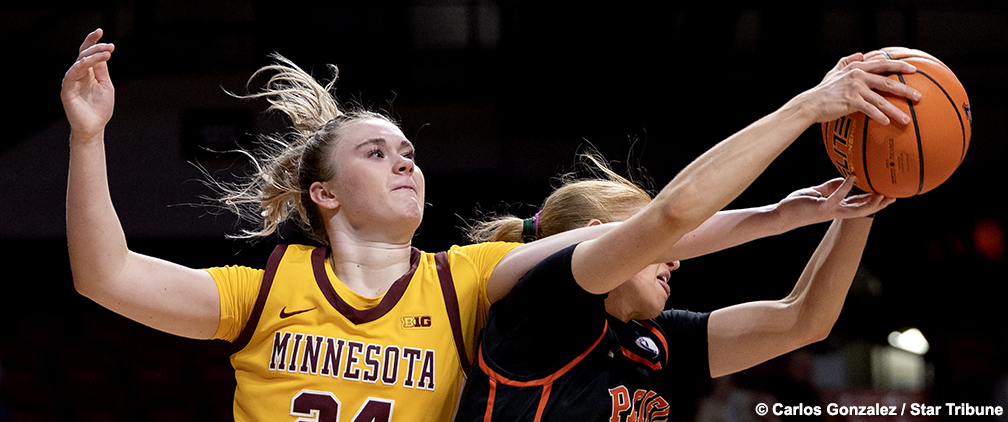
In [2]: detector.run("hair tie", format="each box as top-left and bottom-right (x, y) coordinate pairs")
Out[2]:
(522, 211), (541, 243)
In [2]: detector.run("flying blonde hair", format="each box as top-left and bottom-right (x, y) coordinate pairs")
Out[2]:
(210, 53), (396, 245)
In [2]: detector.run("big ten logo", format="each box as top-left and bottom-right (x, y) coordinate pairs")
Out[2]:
(402, 315), (432, 329)
(830, 115), (856, 178)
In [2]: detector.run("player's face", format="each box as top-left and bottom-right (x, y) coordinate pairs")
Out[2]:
(609, 260), (680, 320)
(324, 118), (426, 236)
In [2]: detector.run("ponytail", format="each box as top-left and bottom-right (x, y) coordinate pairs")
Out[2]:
(210, 54), (395, 245)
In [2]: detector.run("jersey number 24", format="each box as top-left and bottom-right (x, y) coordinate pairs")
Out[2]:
(292, 390), (393, 422)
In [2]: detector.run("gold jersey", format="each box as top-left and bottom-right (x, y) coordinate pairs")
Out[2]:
(207, 242), (519, 422)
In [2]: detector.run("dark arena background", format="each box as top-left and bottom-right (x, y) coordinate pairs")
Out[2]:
(1, 2), (1005, 421)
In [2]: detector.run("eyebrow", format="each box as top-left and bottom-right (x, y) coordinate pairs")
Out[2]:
(355, 138), (414, 150)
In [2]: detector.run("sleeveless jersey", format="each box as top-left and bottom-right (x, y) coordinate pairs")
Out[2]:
(211, 242), (518, 422)
(455, 244), (711, 422)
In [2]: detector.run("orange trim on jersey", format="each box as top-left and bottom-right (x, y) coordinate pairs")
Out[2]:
(619, 321), (667, 371)
(484, 379), (497, 422)
(477, 320), (608, 421)
(620, 347), (661, 371)
(641, 320), (669, 367)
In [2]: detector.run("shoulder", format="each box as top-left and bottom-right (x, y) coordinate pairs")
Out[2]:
(448, 241), (522, 259)
(434, 242), (522, 272)
(205, 265), (265, 284)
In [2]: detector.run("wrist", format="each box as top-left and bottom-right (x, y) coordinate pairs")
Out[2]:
(69, 130), (104, 147)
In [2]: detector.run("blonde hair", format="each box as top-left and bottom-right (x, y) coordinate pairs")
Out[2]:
(212, 53), (396, 245)
(466, 154), (653, 243)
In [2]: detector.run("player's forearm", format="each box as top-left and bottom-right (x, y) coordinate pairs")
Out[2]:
(66, 134), (131, 297)
(650, 98), (816, 239)
(785, 217), (872, 341)
(486, 222), (617, 302)
(663, 206), (784, 261)
(706, 218), (870, 377)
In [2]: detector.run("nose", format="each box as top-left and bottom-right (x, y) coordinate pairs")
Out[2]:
(395, 155), (414, 174)
(665, 261), (680, 272)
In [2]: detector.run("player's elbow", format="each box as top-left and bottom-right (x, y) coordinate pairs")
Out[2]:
(657, 185), (710, 235)
(72, 272), (103, 301)
(777, 298), (836, 348)
(806, 321), (835, 345)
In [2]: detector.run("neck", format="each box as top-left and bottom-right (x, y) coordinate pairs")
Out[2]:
(604, 298), (637, 323)
(327, 231), (414, 298)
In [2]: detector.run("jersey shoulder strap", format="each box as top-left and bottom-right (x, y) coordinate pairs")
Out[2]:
(231, 244), (288, 354)
(434, 250), (470, 373)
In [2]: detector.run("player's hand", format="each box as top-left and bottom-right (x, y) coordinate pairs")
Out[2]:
(61, 28), (115, 143)
(800, 52), (922, 126)
(775, 176), (895, 227)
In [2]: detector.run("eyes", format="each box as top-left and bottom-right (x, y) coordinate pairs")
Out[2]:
(366, 147), (415, 161)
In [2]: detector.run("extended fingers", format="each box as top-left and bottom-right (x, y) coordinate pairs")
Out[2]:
(79, 28), (103, 54)
(65, 48), (111, 80)
(847, 59), (922, 124)
(856, 87), (907, 125)
(823, 176), (856, 201)
(840, 192), (895, 217)
(835, 52), (865, 70)
(812, 177), (846, 196)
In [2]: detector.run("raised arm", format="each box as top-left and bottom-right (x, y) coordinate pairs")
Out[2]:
(569, 53), (917, 295)
(64, 29), (220, 339)
(667, 177), (886, 261)
(705, 212), (883, 378)
(485, 177), (882, 302)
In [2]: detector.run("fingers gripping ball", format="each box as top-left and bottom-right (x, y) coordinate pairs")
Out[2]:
(822, 47), (972, 197)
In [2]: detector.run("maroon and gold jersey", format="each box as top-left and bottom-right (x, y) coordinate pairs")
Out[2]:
(207, 242), (518, 422)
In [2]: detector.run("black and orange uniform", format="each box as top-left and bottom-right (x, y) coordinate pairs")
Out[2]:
(455, 244), (711, 422)
(206, 242), (519, 422)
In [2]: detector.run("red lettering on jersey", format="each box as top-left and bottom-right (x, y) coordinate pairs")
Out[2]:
(609, 386), (631, 422)
(644, 395), (669, 421)
(608, 387), (669, 422)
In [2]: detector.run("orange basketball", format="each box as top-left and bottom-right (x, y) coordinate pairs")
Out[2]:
(822, 47), (972, 197)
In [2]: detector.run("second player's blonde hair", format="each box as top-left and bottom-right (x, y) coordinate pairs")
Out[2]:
(466, 154), (653, 243)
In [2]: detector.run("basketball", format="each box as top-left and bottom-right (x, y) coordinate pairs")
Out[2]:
(822, 47), (972, 197)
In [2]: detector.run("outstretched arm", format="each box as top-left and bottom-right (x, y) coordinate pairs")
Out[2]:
(706, 213), (880, 378)
(485, 177), (884, 302)
(65, 29), (221, 339)
(668, 177), (886, 261)
(488, 53), (918, 300)
(569, 53), (916, 295)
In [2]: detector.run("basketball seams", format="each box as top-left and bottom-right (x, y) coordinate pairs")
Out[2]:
(825, 48), (968, 197)
(913, 70), (968, 164)
(896, 73), (926, 195)
(861, 114), (874, 193)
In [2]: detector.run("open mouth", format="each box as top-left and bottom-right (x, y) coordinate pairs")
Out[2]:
(657, 276), (671, 297)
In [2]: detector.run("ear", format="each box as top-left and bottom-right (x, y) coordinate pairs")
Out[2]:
(309, 181), (340, 210)
(584, 218), (603, 228)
